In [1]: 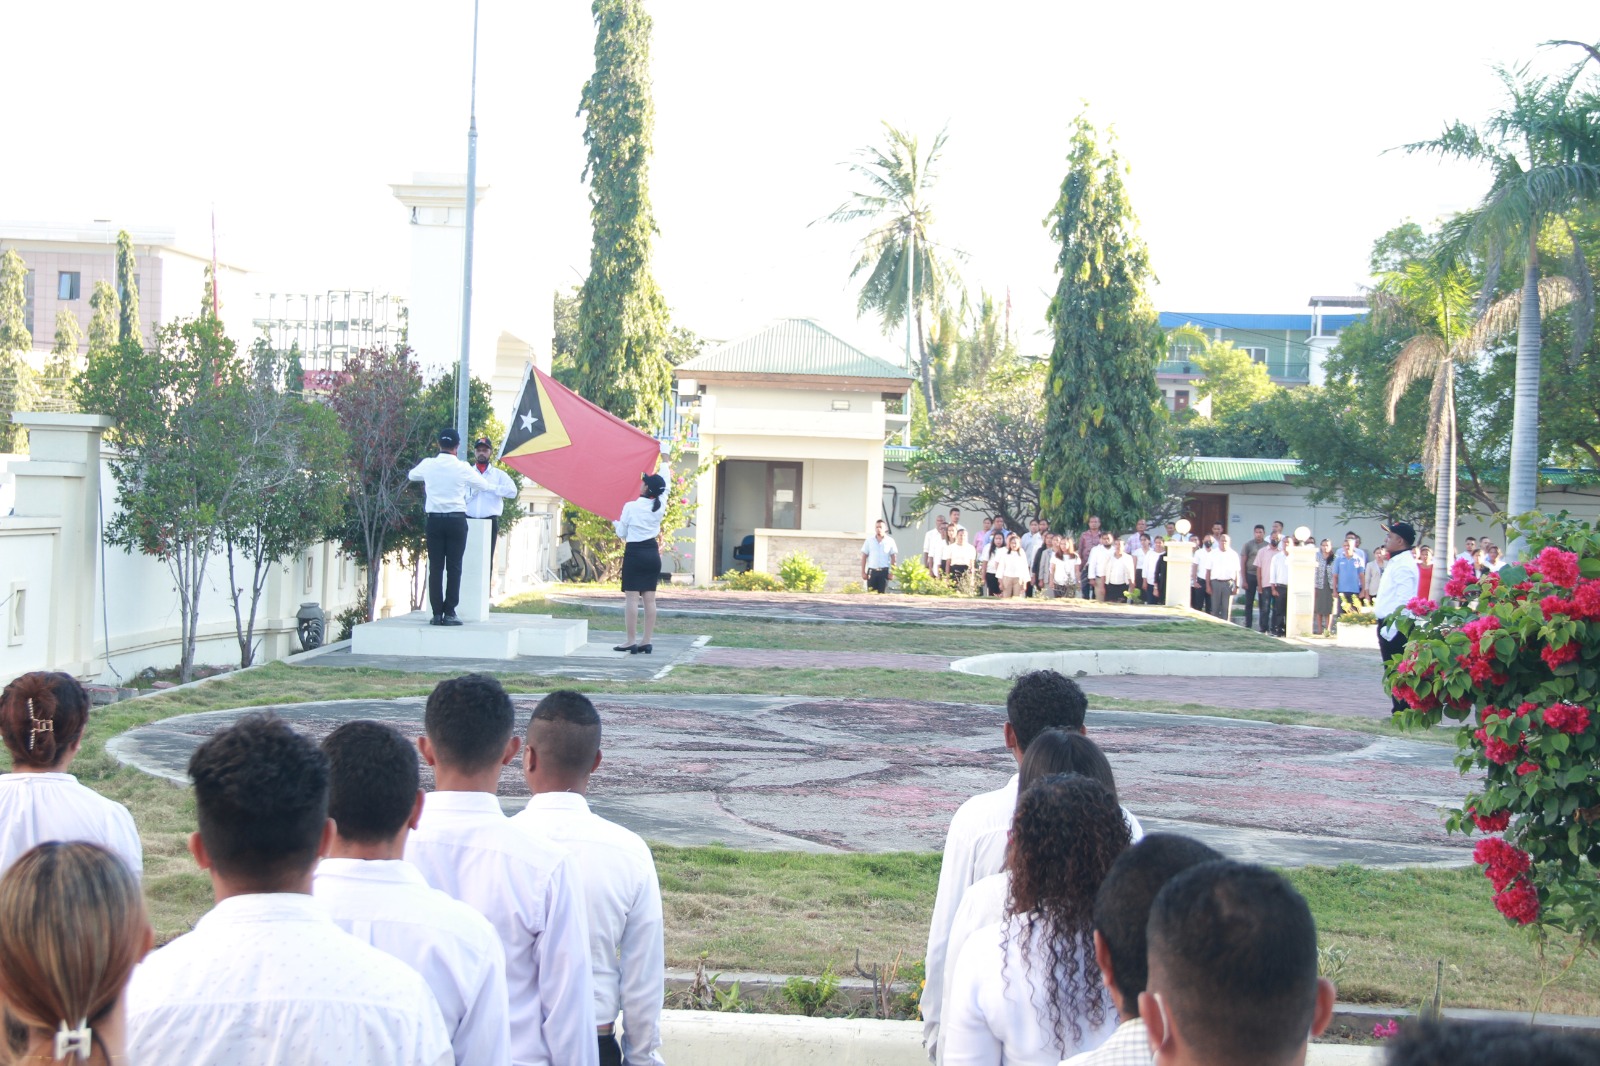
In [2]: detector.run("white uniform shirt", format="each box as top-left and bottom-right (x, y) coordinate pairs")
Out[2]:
(861, 534), (899, 569)
(1020, 532), (1040, 559)
(942, 914), (1118, 1066)
(996, 549), (1030, 581)
(1086, 544), (1111, 580)
(405, 792), (599, 1066)
(1140, 549), (1162, 586)
(924, 528), (949, 566)
(1375, 548), (1421, 640)
(949, 542), (977, 568)
(466, 462), (519, 519)
(126, 892), (452, 1066)
(1051, 555), (1080, 586)
(313, 858), (511, 1066)
(1209, 548), (1242, 583)
(409, 454), (494, 514)
(614, 497), (666, 543)
(938, 871), (1010, 1057)
(511, 794), (665, 1066)
(1191, 546), (1213, 581)
(1103, 553), (1136, 586)
(1270, 550), (1290, 585)
(0, 772), (141, 880)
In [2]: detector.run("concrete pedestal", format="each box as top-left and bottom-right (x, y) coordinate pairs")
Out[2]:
(351, 611), (587, 659)
(1165, 540), (1195, 609)
(1285, 541), (1317, 638)
(457, 519), (493, 623)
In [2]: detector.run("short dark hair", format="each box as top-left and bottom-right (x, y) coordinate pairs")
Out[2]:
(189, 714), (328, 883)
(424, 673), (515, 772)
(1092, 834), (1222, 1014)
(1006, 670), (1087, 748)
(1019, 729), (1116, 799)
(528, 690), (602, 776)
(322, 721), (419, 844)
(1384, 1020), (1600, 1066)
(1254, 524), (1265, 533)
(1148, 861), (1319, 1063)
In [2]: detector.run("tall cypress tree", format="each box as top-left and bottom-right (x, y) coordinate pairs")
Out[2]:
(574, 0), (671, 432)
(1035, 116), (1169, 532)
(116, 230), (141, 344)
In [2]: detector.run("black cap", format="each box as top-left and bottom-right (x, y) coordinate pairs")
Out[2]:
(439, 428), (460, 448)
(642, 473), (667, 497)
(474, 436), (493, 448)
(1385, 520), (1417, 547)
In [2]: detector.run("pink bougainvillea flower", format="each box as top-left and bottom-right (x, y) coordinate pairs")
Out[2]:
(1494, 878), (1541, 925)
(1471, 807), (1511, 832)
(1407, 597), (1439, 615)
(1515, 760), (1540, 776)
(1542, 642), (1580, 670)
(1514, 702), (1537, 718)
(1541, 595), (1577, 621)
(1473, 837), (1531, 891)
(1444, 577), (1470, 599)
(1373, 1020), (1400, 1040)
(1451, 557), (1477, 582)
(1543, 703), (1591, 735)
(1533, 547), (1580, 588)
(1473, 728), (1520, 765)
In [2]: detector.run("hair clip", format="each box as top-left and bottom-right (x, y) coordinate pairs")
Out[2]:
(54, 1019), (92, 1060)
(26, 697), (52, 753)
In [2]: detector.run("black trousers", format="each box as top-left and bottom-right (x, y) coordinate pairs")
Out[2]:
(598, 1033), (621, 1066)
(1106, 582), (1129, 603)
(425, 512), (468, 617)
(1379, 629), (1410, 714)
(1242, 573), (1259, 628)
(866, 567), (890, 593)
(1257, 585), (1276, 633)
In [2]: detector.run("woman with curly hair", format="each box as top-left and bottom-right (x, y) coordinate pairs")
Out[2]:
(940, 774), (1131, 1065)
(0, 672), (141, 880)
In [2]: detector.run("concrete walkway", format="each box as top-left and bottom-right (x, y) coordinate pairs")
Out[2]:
(553, 589), (1172, 627)
(290, 632), (702, 681)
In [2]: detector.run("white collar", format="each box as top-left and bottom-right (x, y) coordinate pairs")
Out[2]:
(525, 792), (591, 813)
(314, 857), (429, 887)
(197, 892), (331, 928)
(421, 790), (505, 815)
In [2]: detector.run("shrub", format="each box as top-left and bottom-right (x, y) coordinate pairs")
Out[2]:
(891, 559), (956, 596)
(723, 570), (784, 592)
(781, 966), (840, 1017)
(839, 581), (867, 594)
(778, 551), (827, 592)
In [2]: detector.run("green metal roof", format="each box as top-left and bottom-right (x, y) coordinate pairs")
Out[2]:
(1168, 457), (1304, 483)
(678, 318), (915, 380)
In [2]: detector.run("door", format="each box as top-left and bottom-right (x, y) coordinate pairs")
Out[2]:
(715, 461), (805, 575)
(1184, 492), (1230, 540)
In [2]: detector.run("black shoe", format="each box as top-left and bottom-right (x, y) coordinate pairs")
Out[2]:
(441, 614), (464, 627)
(613, 643), (636, 653)
(631, 643), (653, 655)
(430, 615), (444, 626)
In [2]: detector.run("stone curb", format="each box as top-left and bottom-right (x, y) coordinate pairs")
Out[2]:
(950, 648), (1320, 679)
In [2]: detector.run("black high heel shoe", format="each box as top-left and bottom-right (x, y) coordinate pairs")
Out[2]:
(612, 643), (636, 653)
(631, 643), (653, 655)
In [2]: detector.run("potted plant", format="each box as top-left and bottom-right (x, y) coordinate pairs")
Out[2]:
(1335, 607), (1379, 648)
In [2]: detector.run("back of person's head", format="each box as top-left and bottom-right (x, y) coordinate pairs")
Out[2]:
(322, 721), (419, 844)
(0, 843), (148, 1065)
(1019, 729), (1116, 799)
(1384, 1020), (1600, 1066)
(1006, 670), (1087, 746)
(188, 713), (329, 886)
(1092, 834), (1222, 1015)
(0, 672), (90, 769)
(424, 673), (515, 771)
(527, 690), (602, 777)
(1005, 773), (1130, 1051)
(1146, 861), (1324, 1065)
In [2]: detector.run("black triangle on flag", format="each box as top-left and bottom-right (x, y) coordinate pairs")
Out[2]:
(500, 370), (548, 457)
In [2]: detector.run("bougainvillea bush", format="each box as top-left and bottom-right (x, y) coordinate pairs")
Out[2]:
(1389, 513), (1600, 946)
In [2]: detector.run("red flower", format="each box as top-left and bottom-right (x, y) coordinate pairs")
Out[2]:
(1514, 702), (1537, 718)
(1516, 761), (1540, 776)
(1444, 577), (1470, 599)
(1474, 837), (1531, 890)
(1541, 595), (1577, 620)
(1450, 557), (1477, 582)
(1482, 573), (1501, 594)
(1471, 808), (1511, 832)
(1513, 581), (1536, 596)
(1572, 580), (1600, 620)
(1455, 653), (1501, 685)
(1542, 642), (1580, 670)
(1473, 727), (1521, 765)
(1543, 702), (1591, 734)
(1494, 878), (1541, 925)
(1533, 547), (1580, 588)
(1407, 597), (1439, 615)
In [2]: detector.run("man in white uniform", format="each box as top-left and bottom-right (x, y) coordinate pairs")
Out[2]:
(512, 692), (665, 1066)
(466, 436), (520, 568)
(127, 714), (451, 1066)
(861, 519), (899, 593)
(314, 721), (511, 1066)
(1208, 534), (1242, 623)
(921, 669), (1094, 1062)
(407, 674), (599, 1066)
(409, 429), (494, 626)
(1373, 521), (1421, 715)
(922, 515), (949, 574)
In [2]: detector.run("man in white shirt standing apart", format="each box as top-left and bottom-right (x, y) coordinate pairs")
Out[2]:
(127, 714), (451, 1066)
(1208, 534), (1242, 623)
(922, 515), (949, 575)
(861, 519), (899, 593)
(314, 720), (511, 1066)
(409, 428), (494, 627)
(1373, 520), (1421, 715)
(512, 691), (665, 1066)
(466, 435), (520, 570)
(407, 674), (599, 1066)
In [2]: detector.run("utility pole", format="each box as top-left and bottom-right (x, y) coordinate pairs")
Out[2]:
(905, 225), (915, 373)
(455, 0), (481, 447)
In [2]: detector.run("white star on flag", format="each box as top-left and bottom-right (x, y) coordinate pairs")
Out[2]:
(519, 409), (539, 433)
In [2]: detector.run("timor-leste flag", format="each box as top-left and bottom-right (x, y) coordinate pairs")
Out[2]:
(497, 365), (662, 521)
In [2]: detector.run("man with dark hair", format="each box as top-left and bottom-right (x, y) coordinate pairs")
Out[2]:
(921, 669), (1092, 1060)
(313, 721), (511, 1066)
(1383, 1019), (1600, 1066)
(127, 714), (451, 1065)
(1063, 834), (1223, 1065)
(1141, 861), (1335, 1066)
(409, 428), (495, 626)
(405, 675), (598, 1066)
(1374, 521), (1421, 715)
(510, 692), (664, 1066)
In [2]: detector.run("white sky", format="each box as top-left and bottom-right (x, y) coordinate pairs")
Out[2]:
(5, 1), (1596, 357)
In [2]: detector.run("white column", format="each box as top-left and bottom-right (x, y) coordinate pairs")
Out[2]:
(457, 520), (493, 622)
(1285, 539), (1317, 638)
(1165, 540), (1195, 610)
(389, 174), (488, 379)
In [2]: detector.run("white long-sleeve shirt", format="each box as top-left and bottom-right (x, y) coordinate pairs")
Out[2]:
(409, 454), (494, 513)
(1102, 553), (1136, 586)
(313, 858), (511, 1066)
(614, 497), (666, 543)
(126, 893), (452, 1066)
(1085, 544), (1111, 580)
(1208, 548), (1241, 583)
(405, 792), (599, 1066)
(1375, 548), (1421, 640)
(996, 549), (1030, 581)
(511, 794), (665, 1066)
(466, 463), (519, 519)
(0, 772), (142, 880)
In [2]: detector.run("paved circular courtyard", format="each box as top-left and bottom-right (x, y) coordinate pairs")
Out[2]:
(110, 694), (1472, 868)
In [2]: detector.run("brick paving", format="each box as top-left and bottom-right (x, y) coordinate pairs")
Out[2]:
(695, 647), (957, 672)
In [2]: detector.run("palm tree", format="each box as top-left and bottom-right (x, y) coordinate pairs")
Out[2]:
(817, 123), (964, 413)
(1404, 61), (1600, 554)
(1377, 257), (1576, 563)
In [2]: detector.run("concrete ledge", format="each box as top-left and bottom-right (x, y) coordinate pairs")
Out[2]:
(350, 611), (587, 659)
(950, 648), (1319, 679)
(654, 1011), (1377, 1065)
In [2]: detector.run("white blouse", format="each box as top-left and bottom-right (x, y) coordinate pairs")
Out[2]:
(613, 497), (665, 543)
(0, 772), (142, 880)
(996, 550), (1030, 580)
(948, 543), (977, 567)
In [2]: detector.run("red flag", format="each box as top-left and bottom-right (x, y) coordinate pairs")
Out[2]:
(497, 366), (661, 521)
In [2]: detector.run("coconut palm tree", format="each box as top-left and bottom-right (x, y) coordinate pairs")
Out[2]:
(1404, 61), (1600, 554)
(817, 123), (964, 414)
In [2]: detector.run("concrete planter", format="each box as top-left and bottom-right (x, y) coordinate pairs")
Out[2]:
(1335, 624), (1379, 649)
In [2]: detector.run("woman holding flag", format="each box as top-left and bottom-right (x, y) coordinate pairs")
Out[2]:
(613, 473), (668, 654)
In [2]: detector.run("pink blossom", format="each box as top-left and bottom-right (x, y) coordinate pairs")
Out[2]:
(1533, 547), (1580, 588)
(1406, 597), (1439, 615)
(1373, 1020), (1400, 1040)
(1450, 557), (1477, 582)
(1543, 703), (1591, 735)
(1494, 878), (1541, 925)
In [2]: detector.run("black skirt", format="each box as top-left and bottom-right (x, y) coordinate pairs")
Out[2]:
(620, 539), (662, 592)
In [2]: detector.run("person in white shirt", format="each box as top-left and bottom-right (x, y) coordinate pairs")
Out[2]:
(1102, 540), (1137, 604)
(924, 516), (951, 574)
(127, 714), (452, 1066)
(1062, 834), (1223, 1066)
(997, 533), (1031, 598)
(862, 519), (900, 593)
(0, 672), (142, 880)
(1020, 520), (1041, 562)
(1268, 541), (1291, 637)
(1207, 534), (1242, 623)
(406, 674), (599, 1066)
(922, 670), (1094, 1062)
(1190, 537), (1214, 613)
(409, 428), (495, 626)
(315, 721), (511, 1066)
(947, 527), (978, 586)
(1051, 541), (1081, 598)
(1086, 533), (1114, 602)
(1373, 522), (1422, 715)
(466, 436), (520, 566)
(511, 692), (665, 1066)
(941, 774), (1129, 1066)
(614, 474), (669, 654)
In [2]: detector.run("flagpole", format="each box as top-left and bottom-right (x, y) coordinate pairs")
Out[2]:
(456, 0), (481, 448)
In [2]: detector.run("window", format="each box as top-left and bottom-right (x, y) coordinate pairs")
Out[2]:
(1173, 390), (1190, 413)
(1242, 346), (1268, 364)
(57, 272), (81, 300)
